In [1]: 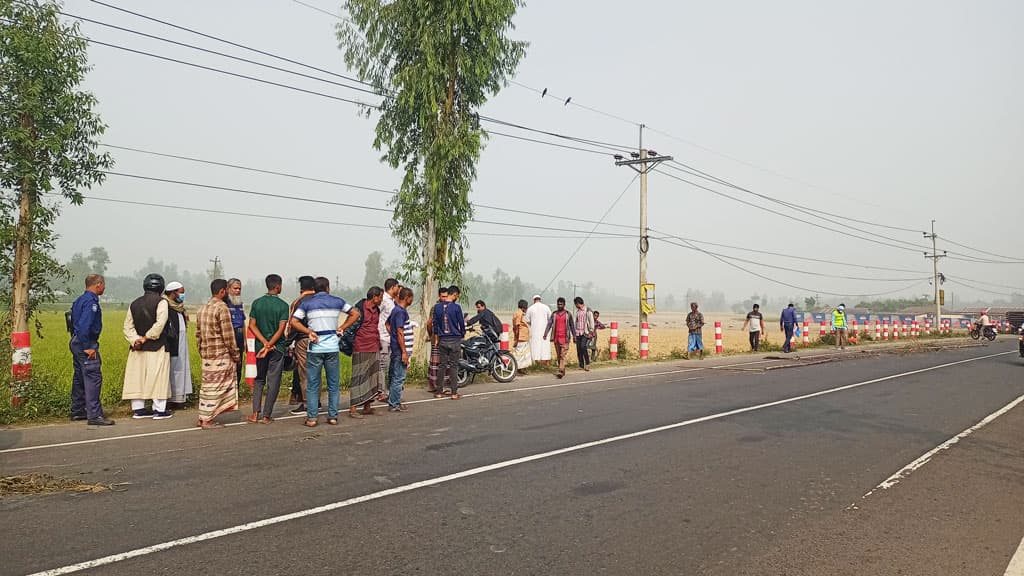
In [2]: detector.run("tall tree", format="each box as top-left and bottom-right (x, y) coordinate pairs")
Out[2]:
(362, 250), (384, 289)
(87, 245), (109, 275)
(338, 0), (526, 357)
(1, 0), (113, 395)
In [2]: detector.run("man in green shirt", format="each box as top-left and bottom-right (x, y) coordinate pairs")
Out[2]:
(247, 274), (291, 423)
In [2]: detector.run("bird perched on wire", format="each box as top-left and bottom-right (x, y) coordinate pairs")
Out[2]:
(541, 88), (547, 97)
(564, 97), (572, 106)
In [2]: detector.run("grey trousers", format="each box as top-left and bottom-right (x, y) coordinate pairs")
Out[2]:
(438, 337), (462, 395)
(253, 349), (285, 418)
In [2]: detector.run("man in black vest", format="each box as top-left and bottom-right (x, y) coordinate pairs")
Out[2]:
(122, 273), (174, 420)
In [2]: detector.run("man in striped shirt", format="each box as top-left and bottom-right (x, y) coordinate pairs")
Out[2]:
(289, 277), (359, 426)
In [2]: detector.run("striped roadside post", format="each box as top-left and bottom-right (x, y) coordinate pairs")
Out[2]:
(902, 321), (909, 339)
(715, 321), (724, 353)
(912, 320), (919, 338)
(639, 323), (649, 359)
(875, 320), (881, 340)
(803, 321), (810, 346)
(10, 331), (31, 406)
(609, 322), (619, 360)
(924, 318), (932, 334)
(244, 329), (257, 388)
(893, 320), (900, 341)
(850, 319), (857, 336)
(499, 324), (510, 351)
(819, 321), (826, 339)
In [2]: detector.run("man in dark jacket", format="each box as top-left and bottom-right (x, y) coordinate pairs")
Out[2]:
(432, 285), (466, 399)
(466, 300), (503, 340)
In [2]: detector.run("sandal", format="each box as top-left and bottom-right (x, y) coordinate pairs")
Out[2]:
(246, 413), (259, 423)
(197, 420), (223, 429)
(361, 407), (376, 416)
(348, 411), (364, 419)
(450, 394), (462, 400)
(259, 416), (273, 424)
(327, 418), (339, 425)
(303, 419), (318, 427)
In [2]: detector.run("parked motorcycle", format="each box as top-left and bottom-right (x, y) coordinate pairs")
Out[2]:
(455, 326), (517, 386)
(968, 323), (997, 342)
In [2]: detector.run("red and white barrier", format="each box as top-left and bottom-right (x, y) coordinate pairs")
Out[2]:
(924, 318), (932, 333)
(851, 319), (857, 335)
(819, 321), (826, 339)
(875, 320), (881, 340)
(715, 321), (724, 353)
(10, 331), (30, 406)
(893, 320), (899, 340)
(883, 320), (890, 341)
(912, 320), (919, 338)
(640, 322), (649, 359)
(245, 329), (257, 388)
(902, 321), (909, 339)
(500, 323), (510, 351)
(803, 321), (810, 346)
(609, 322), (619, 360)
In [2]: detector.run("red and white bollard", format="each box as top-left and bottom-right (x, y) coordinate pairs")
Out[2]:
(500, 323), (510, 351)
(912, 320), (919, 338)
(875, 320), (881, 340)
(803, 321), (810, 346)
(245, 328), (257, 388)
(902, 321), (909, 339)
(893, 320), (899, 340)
(819, 321), (826, 339)
(609, 322), (619, 360)
(10, 331), (31, 406)
(640, 322), (649, 359)
(715, 321), (724, 353)
(851, 319), (858, 336)
(883, 320), (890, 341)
(924, 318), (932, 333)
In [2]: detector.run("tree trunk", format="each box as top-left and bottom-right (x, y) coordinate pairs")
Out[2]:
(416, 218), (437, 362)
(11, 188), (32, 336)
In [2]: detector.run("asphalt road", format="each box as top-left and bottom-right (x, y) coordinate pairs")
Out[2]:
(2, 341), (1023, 576)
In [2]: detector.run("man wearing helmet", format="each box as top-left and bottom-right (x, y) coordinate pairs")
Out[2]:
(122, 273), (175, 420)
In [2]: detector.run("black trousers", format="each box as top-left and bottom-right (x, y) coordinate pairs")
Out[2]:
(749, 330), (761, 352)
(438, 337), (462, 395)
(575, 336), (590, 368)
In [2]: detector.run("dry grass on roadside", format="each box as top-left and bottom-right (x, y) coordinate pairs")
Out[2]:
(0, 473), (115, 497)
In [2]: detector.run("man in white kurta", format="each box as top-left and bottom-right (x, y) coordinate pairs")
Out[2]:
(123, 275), (173, 419)
(164, 281), (192, 405)
(525, 295), (553, 363)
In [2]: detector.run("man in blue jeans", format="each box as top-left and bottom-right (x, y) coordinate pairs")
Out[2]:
(386, 287), (414, 411)
(289, 277), (359, 426)
(780, 303), (798, 353)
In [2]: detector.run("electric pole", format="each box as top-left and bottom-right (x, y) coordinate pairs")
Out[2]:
(923, 220), (946, 333)
(614, 125), (672, 342)
(208, 256), (223, 281)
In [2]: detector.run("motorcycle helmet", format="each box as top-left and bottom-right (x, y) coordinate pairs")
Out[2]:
(143, 273), (166, 293)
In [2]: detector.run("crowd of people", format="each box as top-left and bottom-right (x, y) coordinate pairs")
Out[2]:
(67, 273), (606, 427)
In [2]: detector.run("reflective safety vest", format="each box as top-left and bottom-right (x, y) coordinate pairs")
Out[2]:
(832, 310), (847, 328)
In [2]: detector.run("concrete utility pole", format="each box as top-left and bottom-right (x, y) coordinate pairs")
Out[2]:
(923, 220), (946, 332)
(614, 125), (672, 341)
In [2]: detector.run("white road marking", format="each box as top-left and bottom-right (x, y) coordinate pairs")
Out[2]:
(1, 366), (705, 454)
(860, 391), (1024, 499)
(24, 350), (1013, 576)
(1006, 536), (1024, 576)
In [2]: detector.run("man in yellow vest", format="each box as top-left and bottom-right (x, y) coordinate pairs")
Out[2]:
(832, 304), (849, 351)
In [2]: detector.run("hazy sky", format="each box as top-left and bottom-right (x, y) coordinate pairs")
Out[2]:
(50, 0), (1024, 305)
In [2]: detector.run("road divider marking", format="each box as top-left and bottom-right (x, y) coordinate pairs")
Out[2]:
(859, 391), (1024, 501)
(24, 350), (1014, 576)
(1006, 536), (1024, 576)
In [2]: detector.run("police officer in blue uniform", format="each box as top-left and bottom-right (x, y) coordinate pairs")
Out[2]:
(70, 273), (114, 425)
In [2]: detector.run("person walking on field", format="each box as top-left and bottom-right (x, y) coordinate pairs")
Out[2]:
(69, 274), (113, 425)
(780, 303), (798, 353)
(432, 285), (466, 399)
(741, 303), (766, 352)
(247, 274), (290, 423)
(195, 279), (241, 429)
(526, 295), (552, 366)
(685, 302), (705, 360)
(572, 297), (595, 371)
(287, 275), (316, 415)
(543, 297), (574, 378)
(832, 303), (849, 351)
(589, 310), (606, 363)
(123, 273), (174, 420)
(163, 281), (191, 409)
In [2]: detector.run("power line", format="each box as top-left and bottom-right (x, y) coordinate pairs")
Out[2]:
(656, 166), (928, 255)
(540, 174), (640, 294)
(939, 236), (1024, 262)
(290, 0), (350, 21)
(658, 236), (929, 298)
(945, 278), (1021, 299)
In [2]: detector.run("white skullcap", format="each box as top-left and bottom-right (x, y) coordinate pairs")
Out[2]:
(165, 281), (184, 291)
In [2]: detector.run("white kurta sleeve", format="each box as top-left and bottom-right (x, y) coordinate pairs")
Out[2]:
(144, 299), (169, 339)
(123, 309), (140, 343)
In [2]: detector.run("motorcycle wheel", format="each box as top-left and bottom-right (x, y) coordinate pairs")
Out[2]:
(985, 330), (996, 342)
(456, 366), (469, 387)
(490, 352), (517, 383)
(969, 329), (980, 340)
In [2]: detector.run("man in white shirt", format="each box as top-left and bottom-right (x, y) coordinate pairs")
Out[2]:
(525, 295), (552, 365)
(378, 278), (400, 400)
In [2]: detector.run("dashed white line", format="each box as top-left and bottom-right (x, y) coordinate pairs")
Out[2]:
(24, 350), (1013, 576)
